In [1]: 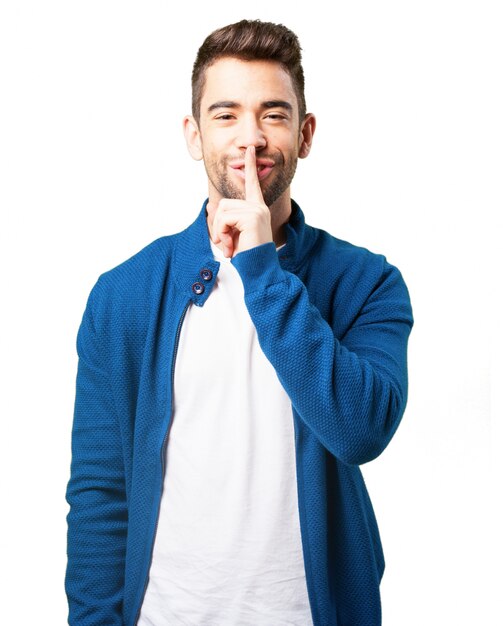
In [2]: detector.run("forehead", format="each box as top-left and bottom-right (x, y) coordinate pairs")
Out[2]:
(201, 57), (297, 109)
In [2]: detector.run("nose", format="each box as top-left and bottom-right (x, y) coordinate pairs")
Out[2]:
(234, 114), (267, 152)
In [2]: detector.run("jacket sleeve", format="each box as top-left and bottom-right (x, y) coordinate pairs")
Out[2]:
(232, 242), (414, 466)
(65, 282), (127, 625)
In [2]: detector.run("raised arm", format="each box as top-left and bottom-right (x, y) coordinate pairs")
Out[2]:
(209, 143), (413, 465)
(232, 243), (413, 466)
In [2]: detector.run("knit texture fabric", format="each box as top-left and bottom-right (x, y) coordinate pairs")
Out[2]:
(65, 199), (414, 626)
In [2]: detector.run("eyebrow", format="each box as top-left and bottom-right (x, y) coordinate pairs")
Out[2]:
(207, 100), (293, 113)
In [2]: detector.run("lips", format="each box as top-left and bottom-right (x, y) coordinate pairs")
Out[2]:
(229, 158), (275, 181)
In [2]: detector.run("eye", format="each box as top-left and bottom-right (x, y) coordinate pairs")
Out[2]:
(265, 113), (287, 121)
(215, 114), (235, 121)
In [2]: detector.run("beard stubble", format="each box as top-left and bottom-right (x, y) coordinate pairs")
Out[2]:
(204, 151), (298, 208)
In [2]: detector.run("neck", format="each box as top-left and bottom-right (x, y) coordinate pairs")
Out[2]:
(268, 191), (291, 246)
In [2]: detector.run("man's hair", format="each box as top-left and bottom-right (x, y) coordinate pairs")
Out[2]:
(191, 19), (306, 125)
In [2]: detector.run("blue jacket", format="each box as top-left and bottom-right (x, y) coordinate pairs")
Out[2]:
(65, 199), (413, 626)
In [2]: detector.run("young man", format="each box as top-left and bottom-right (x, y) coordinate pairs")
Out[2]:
(66, 20), (413, 626)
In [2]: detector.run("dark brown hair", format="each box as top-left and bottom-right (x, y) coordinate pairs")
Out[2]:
(191, 19), (306, 124)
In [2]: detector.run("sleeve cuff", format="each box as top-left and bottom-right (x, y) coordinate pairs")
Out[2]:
(231, 242), (287, 294)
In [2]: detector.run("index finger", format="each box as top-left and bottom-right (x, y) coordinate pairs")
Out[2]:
(245, 145), (265, 204)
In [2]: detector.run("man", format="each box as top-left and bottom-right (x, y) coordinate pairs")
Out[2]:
(65, 19), (413, 626)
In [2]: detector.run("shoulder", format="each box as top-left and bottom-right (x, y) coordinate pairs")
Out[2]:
(82, 232), (181, 330)
(305, 225), (413, 329)
(98, 234), (175, 291)
(309, 226), (392, 285)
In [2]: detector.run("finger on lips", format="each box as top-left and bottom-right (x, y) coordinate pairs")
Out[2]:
(209, 145), (268, 255)
(245, 145), (264, 203)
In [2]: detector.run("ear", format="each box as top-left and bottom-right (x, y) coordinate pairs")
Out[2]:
(183, 115), (203, 161)
(298, 113), (316, 159)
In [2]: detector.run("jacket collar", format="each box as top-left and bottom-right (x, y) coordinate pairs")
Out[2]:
(173, 198), (317, 306)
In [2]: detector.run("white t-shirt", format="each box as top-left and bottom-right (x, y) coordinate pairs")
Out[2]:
(138, 240), (313, 626)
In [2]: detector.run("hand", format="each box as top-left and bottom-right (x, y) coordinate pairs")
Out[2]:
(209, 145), (273, 258)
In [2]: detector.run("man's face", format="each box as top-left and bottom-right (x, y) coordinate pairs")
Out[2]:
(195, 57), (305, 208)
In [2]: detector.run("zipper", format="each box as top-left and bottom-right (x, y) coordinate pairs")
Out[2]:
(133, 300), (190, 626)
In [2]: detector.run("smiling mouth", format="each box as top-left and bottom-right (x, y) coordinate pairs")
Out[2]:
(236, 164), (269, 174)
(229, 156), (275, 169)
(230, 163), (274, 181)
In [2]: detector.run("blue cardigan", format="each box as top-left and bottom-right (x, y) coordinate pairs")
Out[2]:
(65, 199), (413, 626)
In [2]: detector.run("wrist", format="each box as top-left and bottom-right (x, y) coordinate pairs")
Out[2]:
(231, 242), (286, 294)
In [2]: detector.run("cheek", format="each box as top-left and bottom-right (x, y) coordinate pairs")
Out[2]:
(202, 140), (226, 163)
(269, 132), (298, 155)
(200, 126), (234, 150)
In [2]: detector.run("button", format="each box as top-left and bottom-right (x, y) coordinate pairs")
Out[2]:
(192, 282), (205, 295)
(200, 268), (213, 281)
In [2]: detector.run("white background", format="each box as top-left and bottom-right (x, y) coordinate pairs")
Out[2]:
(1, 1), (501, 624)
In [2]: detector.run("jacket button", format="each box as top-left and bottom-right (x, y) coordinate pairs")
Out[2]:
(200, 268), (213, 281)
(192, 282), (205, 295)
